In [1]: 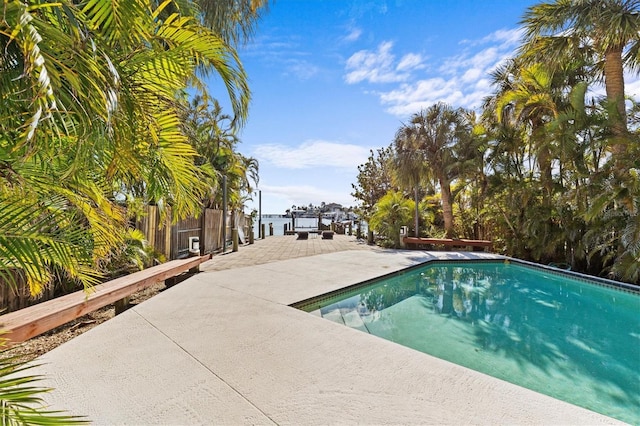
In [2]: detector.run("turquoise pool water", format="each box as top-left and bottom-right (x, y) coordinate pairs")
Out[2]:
(297, 261), (640, 423)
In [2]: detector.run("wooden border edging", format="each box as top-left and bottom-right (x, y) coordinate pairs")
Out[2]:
(0, 254), (211, 346)
(403, 237), (493, 251)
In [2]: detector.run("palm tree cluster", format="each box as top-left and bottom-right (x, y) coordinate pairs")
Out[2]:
(353, 0), (639, 283)
(0, 1), (266, 420)
(0, 0), (266, 297)
(182, 95), (259, 213)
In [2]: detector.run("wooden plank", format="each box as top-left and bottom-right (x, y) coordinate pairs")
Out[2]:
(403, 237), (493, 250)
(0, 255), (211, 346)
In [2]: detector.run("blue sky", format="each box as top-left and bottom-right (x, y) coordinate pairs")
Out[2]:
(209, 0), (640, 215)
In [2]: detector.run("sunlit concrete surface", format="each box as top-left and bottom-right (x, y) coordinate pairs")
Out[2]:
(32, 236), (621, 425)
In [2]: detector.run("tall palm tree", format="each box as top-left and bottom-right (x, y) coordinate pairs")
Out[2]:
(399, 103), (474, 238)
(198, 0), (270, 47)
(520, 0), (640, 170)
(183, 96), (258, 210)
(493, 61), (560, 202)
(393, 126), (428, 237)
(452, 110), (489, 240)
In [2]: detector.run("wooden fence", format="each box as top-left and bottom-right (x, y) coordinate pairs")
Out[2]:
(0, 271), (55, 313)
(136, 206), (172, 260)
(0, 206), (251, 313)
(203, 209), (224, 254)
(136, 206), (250, 259)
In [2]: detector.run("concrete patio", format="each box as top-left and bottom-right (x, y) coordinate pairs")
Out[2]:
(31, 235), (620, 424)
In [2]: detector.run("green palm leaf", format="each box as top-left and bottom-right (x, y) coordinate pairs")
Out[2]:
(0, 194), (101, 295)
(0, 347), (88, 424)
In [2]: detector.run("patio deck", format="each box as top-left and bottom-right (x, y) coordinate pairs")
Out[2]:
(30, 235), (620, 424)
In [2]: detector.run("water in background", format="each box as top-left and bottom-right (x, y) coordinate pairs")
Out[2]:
(252, 216), (328, 237)
(251, 216), (367, 237)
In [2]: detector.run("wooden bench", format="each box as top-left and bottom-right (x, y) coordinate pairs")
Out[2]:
(0, 254), (211, 346)
(403, 237), (493, 252)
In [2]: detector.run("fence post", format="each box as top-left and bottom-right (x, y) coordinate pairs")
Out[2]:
(232, 228), (239, 252)
(200, 208), (206, 255)
(164, 207), (172, 260)
(114, 297), (130, 315)
(170, 219), (178, 260)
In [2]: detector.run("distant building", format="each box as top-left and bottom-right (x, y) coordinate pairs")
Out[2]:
(324, 203), (343, 213)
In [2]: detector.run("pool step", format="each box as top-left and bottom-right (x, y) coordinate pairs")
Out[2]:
(341, 310), (369, 333)
(321, 307), (371, 333)
(322, 309), (345, 325)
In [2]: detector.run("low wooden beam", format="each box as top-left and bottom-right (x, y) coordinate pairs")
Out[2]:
(0, 255), (211, 346)
(403, 237), (493, 251)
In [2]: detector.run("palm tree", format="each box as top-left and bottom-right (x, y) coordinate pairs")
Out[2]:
(187, 98), (259, 205)
(493, 61), (560, 202)
(197, 0), (270, 47)
(393, 125), (428, 237)
(0, 346), (88, 424)
(369, 191), (414, 248)
(452, 110), (489, 240)
(519, 0), (640, 170)
(399, 103), (474, 238)
(0, 0), (255, 294)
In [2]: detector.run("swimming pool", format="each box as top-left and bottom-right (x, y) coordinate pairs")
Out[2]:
(294, 260), (640, 423)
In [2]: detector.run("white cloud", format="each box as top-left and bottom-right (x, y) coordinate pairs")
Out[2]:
(461, 67), (482, 83)
(284, 59), (320, 80)
(241, 34), (323, 81)
(627, 75), (640, 100)
(254, 140), (370, 170)
(357, 28), (525, 117)
(344, 41), (421, 84)
(483, 28), (523, 47)
(439, 47), (507, 77)
(397, 53), (425, 72)
(462, 28), (524, 48)
(344, 27), (362, 42)
(380, 78), (466, 115)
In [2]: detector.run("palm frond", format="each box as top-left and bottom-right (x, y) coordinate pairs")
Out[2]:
(154, 13), (249, 126)
(0, 194), (102, 295)
(0, 344), (88, 424)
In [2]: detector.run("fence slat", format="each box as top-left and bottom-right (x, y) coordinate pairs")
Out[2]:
(0, 272), (55, 314)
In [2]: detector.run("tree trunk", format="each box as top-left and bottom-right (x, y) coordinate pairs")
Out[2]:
(538, 143), (553, 205)
(603, 47), (628, 170)
(530, 118), (553, 206)
(440, 176), (454, 238)
(414, 186), (419, 237)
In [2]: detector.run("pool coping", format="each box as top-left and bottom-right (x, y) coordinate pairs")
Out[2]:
(30, 250), (627, 425)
